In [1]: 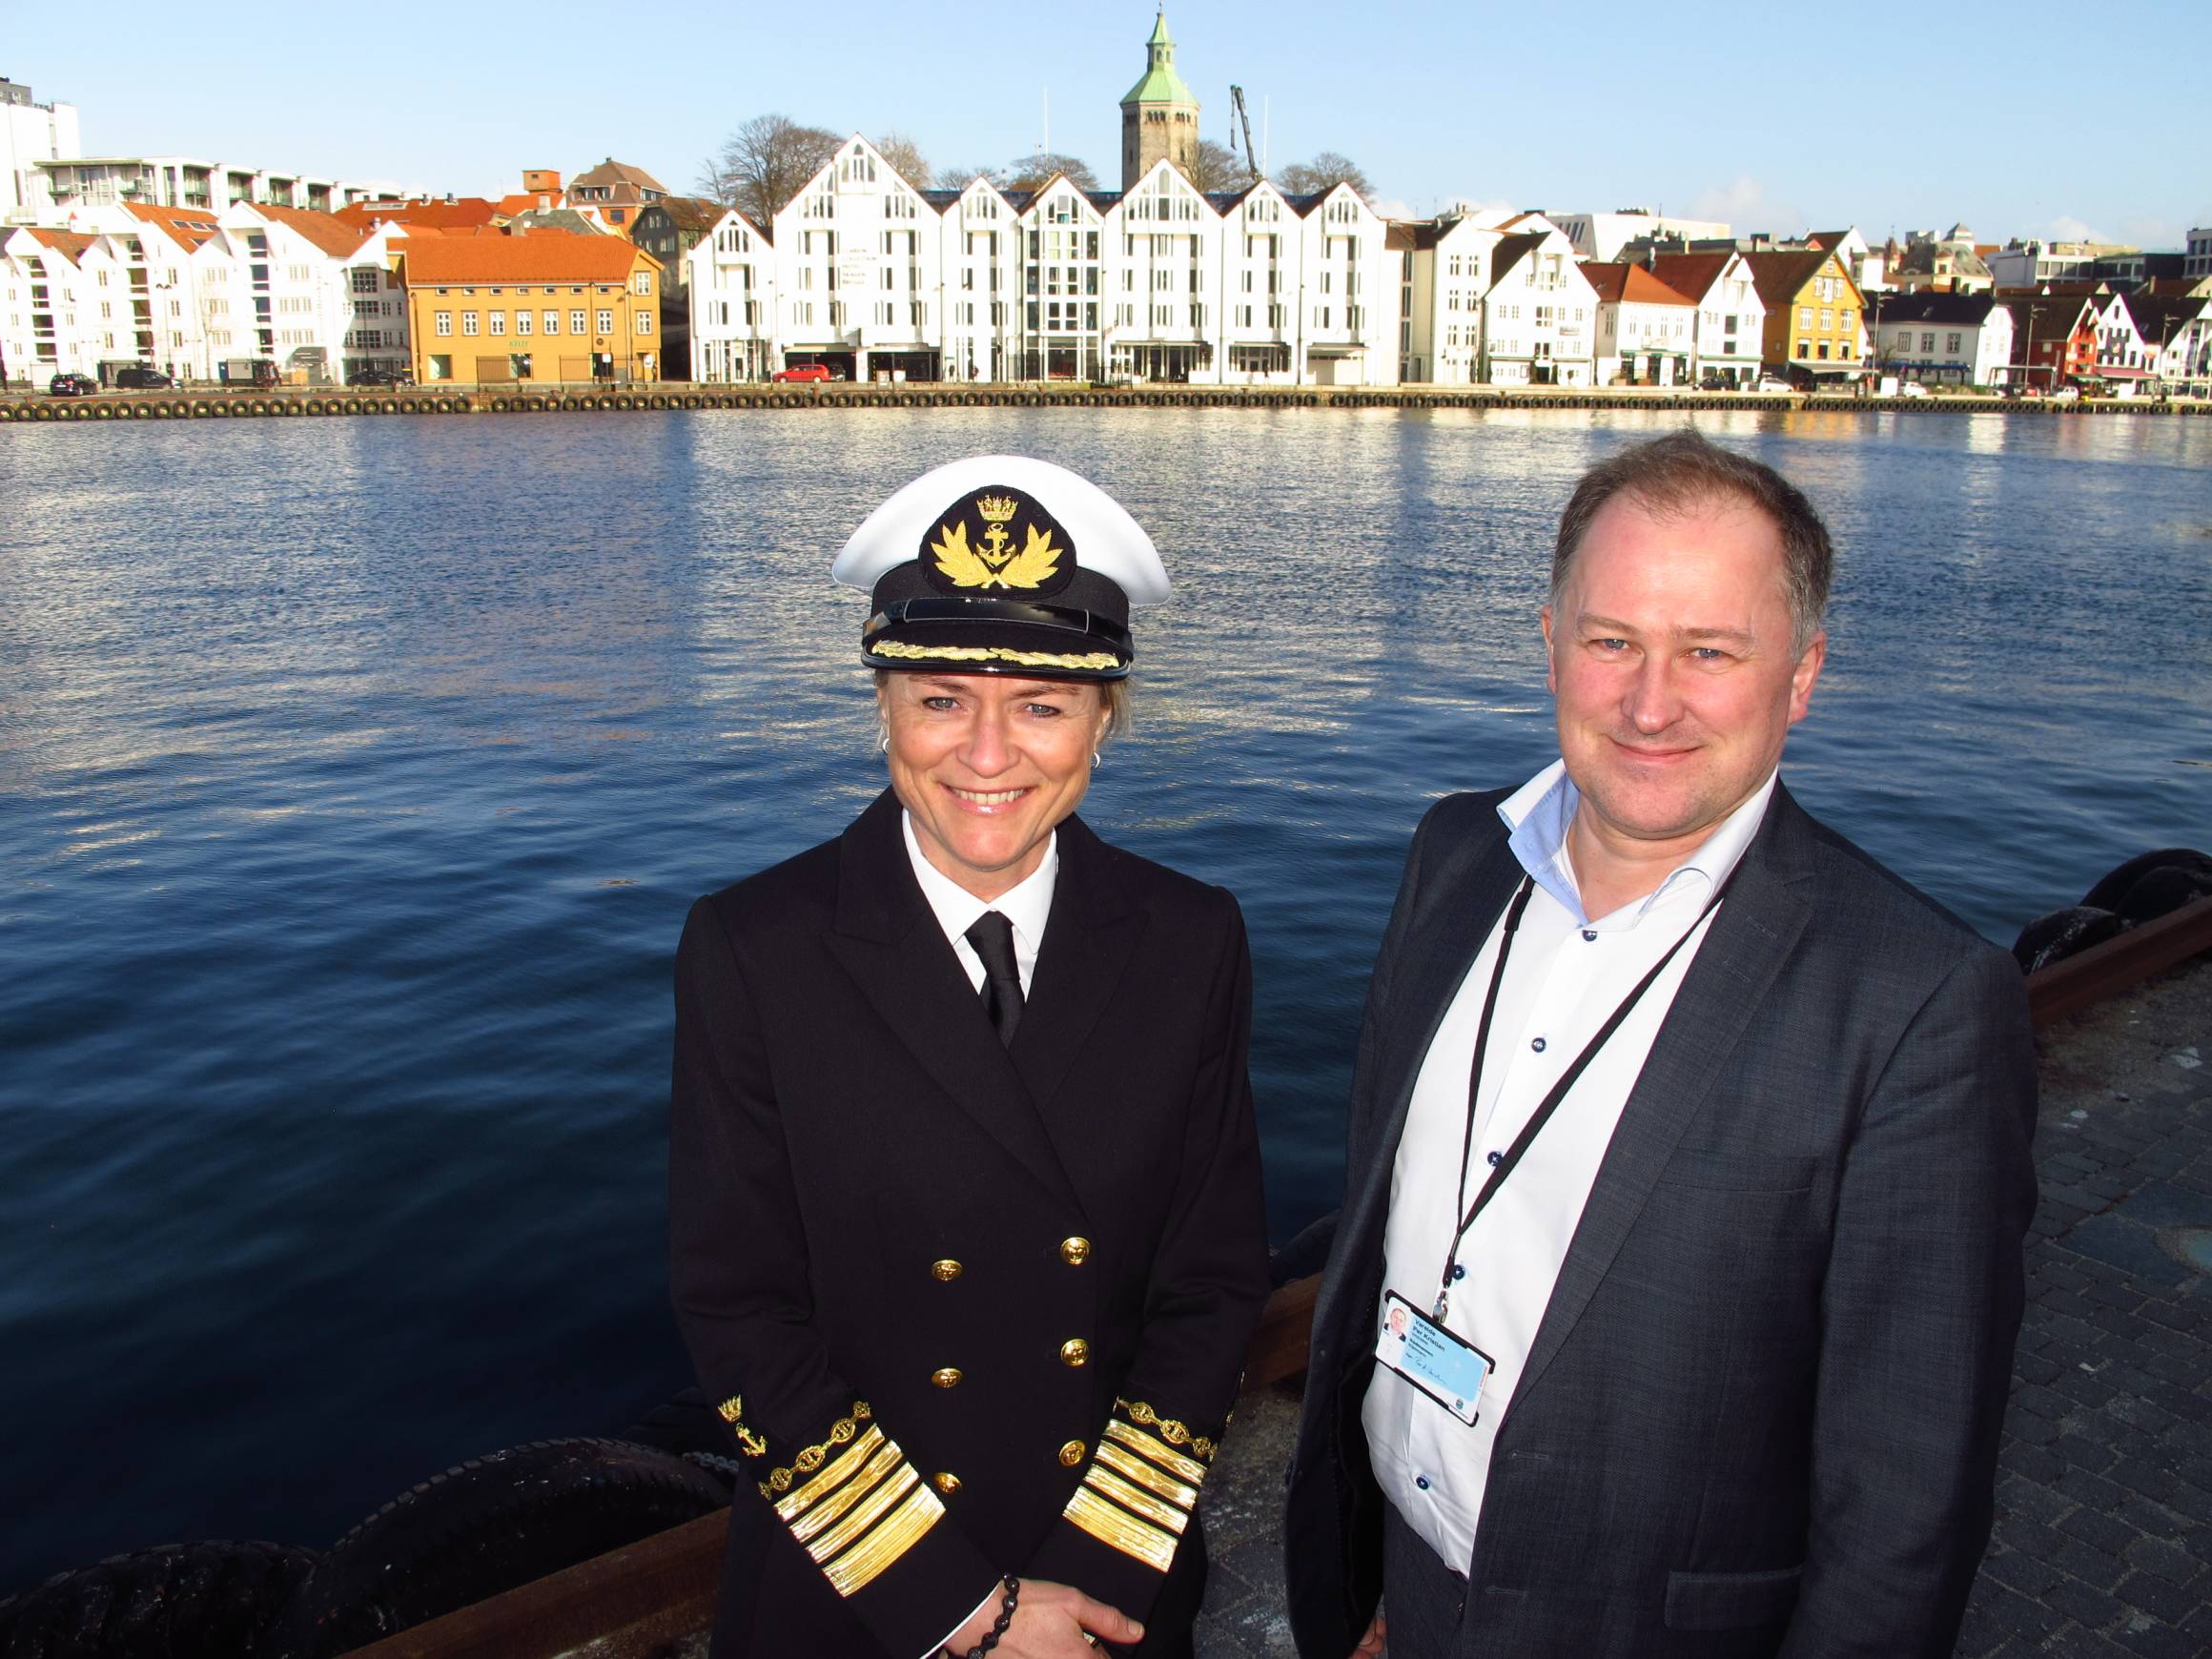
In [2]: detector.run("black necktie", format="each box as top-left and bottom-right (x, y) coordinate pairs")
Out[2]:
(965, 911), (1024, 1046)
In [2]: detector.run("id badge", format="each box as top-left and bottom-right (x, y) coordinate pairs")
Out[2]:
(1375, 1290), (1493, 1425)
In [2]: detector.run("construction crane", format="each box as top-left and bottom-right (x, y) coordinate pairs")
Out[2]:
(1229, 86), (1262, 185)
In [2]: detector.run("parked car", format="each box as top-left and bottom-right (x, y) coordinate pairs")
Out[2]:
(113, 365), (175, 390)
(771, 362), (833, 383)
(1899, 381), (1931, 399)
(48, 372), (98, 397)
(1753, 376), (1792, 393)
(2050, 385), (2081, 403)
(349, 363), (414, 388)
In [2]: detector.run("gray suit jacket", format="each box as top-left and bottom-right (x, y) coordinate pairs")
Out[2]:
(1284, 783), (2038, 1659)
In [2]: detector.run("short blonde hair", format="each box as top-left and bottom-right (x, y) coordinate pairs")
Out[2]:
(873, 671), (1132, 749)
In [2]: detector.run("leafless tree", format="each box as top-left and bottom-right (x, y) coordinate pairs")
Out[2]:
(1276, 152), (1373, 198)
(1184, 139), (1250, 193)
(936, 164), (1007, 191)
(872, 133), (933, 191)
(1002, 152), (1101, 194)
(698, 114), (843, 227)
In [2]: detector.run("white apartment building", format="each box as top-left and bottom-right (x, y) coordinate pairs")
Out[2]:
(1869, 292), (2015, 385)
(686, 134), (1400, 387)
(35, 154), (404, 219)
(1, 225), (101, 379)
(1482, 217), (1597, 385)
(1556, 209), (1730, 262)
(15, 200), (405, 382)
(1586, 262), (1698, 385)
(1649, 251), (1767, 386)
(2, 78), (80, 223)
(1985, 239), (2105, 289)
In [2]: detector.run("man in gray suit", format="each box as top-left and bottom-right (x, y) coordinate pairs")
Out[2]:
(1283, 431), (2038, 1658)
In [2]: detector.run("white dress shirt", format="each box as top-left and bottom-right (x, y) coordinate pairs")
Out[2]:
(1362, 760), (1778, 1574)
(901, 808), (1056, 1655)
(903, 810), (1056, 996)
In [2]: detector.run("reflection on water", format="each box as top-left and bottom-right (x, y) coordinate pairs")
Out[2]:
(2, 407), (2209, 1587)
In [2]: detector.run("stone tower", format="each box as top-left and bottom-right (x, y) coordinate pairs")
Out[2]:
(1119, 9), (1200, 190)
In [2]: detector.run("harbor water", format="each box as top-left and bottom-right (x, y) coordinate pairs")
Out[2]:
(2, 406), (2208, 1588)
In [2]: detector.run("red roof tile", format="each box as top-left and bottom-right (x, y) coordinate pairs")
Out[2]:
(395, 236), (653, 285)
(1583, 261), (1693, 305)
(255, 204), (370, 258)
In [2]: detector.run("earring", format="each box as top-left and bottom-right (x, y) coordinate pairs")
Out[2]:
(879, 734), (890, 754)
(1091, 751), (1102, 770)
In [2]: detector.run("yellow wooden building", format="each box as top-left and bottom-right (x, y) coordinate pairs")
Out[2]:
(1743, 249), (1866, 377)
(390, 234), (662, 385)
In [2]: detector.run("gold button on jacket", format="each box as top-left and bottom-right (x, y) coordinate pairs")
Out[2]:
(933, 1471), (961, 1494)
(931, 1259), (962, 1282)
(1058, 1439), (1087, 1466)
(932, 1366), (963, 1388)
(1059, 1236), (1091, 1266)
(1059, 1338), (1089, 1367)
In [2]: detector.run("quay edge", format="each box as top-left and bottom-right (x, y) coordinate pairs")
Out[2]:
(3, 386), (2209, 424)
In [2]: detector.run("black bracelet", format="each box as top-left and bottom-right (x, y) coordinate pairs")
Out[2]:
(943, 1573), (1019, 1659)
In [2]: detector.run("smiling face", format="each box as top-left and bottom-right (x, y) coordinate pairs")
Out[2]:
(880, 671), (1111, 901)
(1543, 489), (1825, 873)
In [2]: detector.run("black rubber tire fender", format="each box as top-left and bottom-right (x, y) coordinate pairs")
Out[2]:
(0, 1539), (318, 1659)
(2011, 905), (2126, 974)
(266, 1438), (728, 1659)
(2080, 849), (2212, 919)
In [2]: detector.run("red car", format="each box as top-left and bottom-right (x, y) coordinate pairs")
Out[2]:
(771, 363), (833, 383)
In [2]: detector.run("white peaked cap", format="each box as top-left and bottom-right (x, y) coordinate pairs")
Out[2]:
(830, 455), (1172, 605)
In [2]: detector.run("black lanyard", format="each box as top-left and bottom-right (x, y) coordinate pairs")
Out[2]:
(1435, 865), (1738, 1319)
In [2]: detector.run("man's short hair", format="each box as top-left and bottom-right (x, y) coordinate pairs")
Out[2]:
(1551, 430), (1833, 653)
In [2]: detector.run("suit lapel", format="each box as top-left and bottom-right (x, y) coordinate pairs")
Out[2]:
(823, 789), (1082, 1211)
(1505, 785), (1816, 1415)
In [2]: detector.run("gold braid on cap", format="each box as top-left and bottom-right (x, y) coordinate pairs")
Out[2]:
(871, 641), (1121, 672)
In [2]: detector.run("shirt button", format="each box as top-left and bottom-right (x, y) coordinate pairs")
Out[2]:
(1583, 930), (1598, 942)
(1531, 1036), (1547, 1053)
(1416, 1475), (1431, 1490)
(1451, 1264), (1467, 1280)
(1486, 1151), (1502, 1167)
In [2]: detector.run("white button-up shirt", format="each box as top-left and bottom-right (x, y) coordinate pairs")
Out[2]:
(903, 810), (1055, 996)
(1362, 760), (1778, 1574)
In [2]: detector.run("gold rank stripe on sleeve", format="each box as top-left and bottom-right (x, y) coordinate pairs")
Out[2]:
(1093, 1439), (1199, 1509)
(1102, 1417), (1209, 1486)
(744, 1401), (947, 1596)
(1062, 1482), (1180, 1573)
(1081, 1464), (1190, 1535)
(821, 1483), (948, 1597)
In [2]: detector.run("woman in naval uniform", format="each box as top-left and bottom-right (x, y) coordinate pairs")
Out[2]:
(670, 456), (1271, 1659)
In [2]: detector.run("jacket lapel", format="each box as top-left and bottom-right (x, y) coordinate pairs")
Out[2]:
(1010, 814), (1141, 1117)
(823, 789), (1082, 1211)
(1338, 819), (1527, 1259)
(1505, 785), (1817, 1415)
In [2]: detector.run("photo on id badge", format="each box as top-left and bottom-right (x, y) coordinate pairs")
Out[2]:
(1377, 1291), (1493, 1425)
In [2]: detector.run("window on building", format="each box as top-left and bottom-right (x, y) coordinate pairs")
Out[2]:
(1945, 331), (1961, 354)
(351, 268), (379, 294)
(516, 311), (532, 336)
(571, 310), (587, 335)
(636, 312), (653, 335)
(436, 311), (452, 336)
(510, 352), (533, 379)
(489, 312), (505, 336)
(596, 309), (614, 334)
(632, 272), (651, 295)
(462, 313), (480, 336)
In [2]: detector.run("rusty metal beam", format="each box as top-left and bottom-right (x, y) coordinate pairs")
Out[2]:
(2027, 896), (2212, 1028)
(338, 1507), (727, 1659)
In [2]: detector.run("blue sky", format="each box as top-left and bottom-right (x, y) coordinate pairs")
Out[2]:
(13, 0), (2206, 246)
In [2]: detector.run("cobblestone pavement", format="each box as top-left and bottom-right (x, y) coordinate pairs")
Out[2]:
(1194, 957), (2212, 1658)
